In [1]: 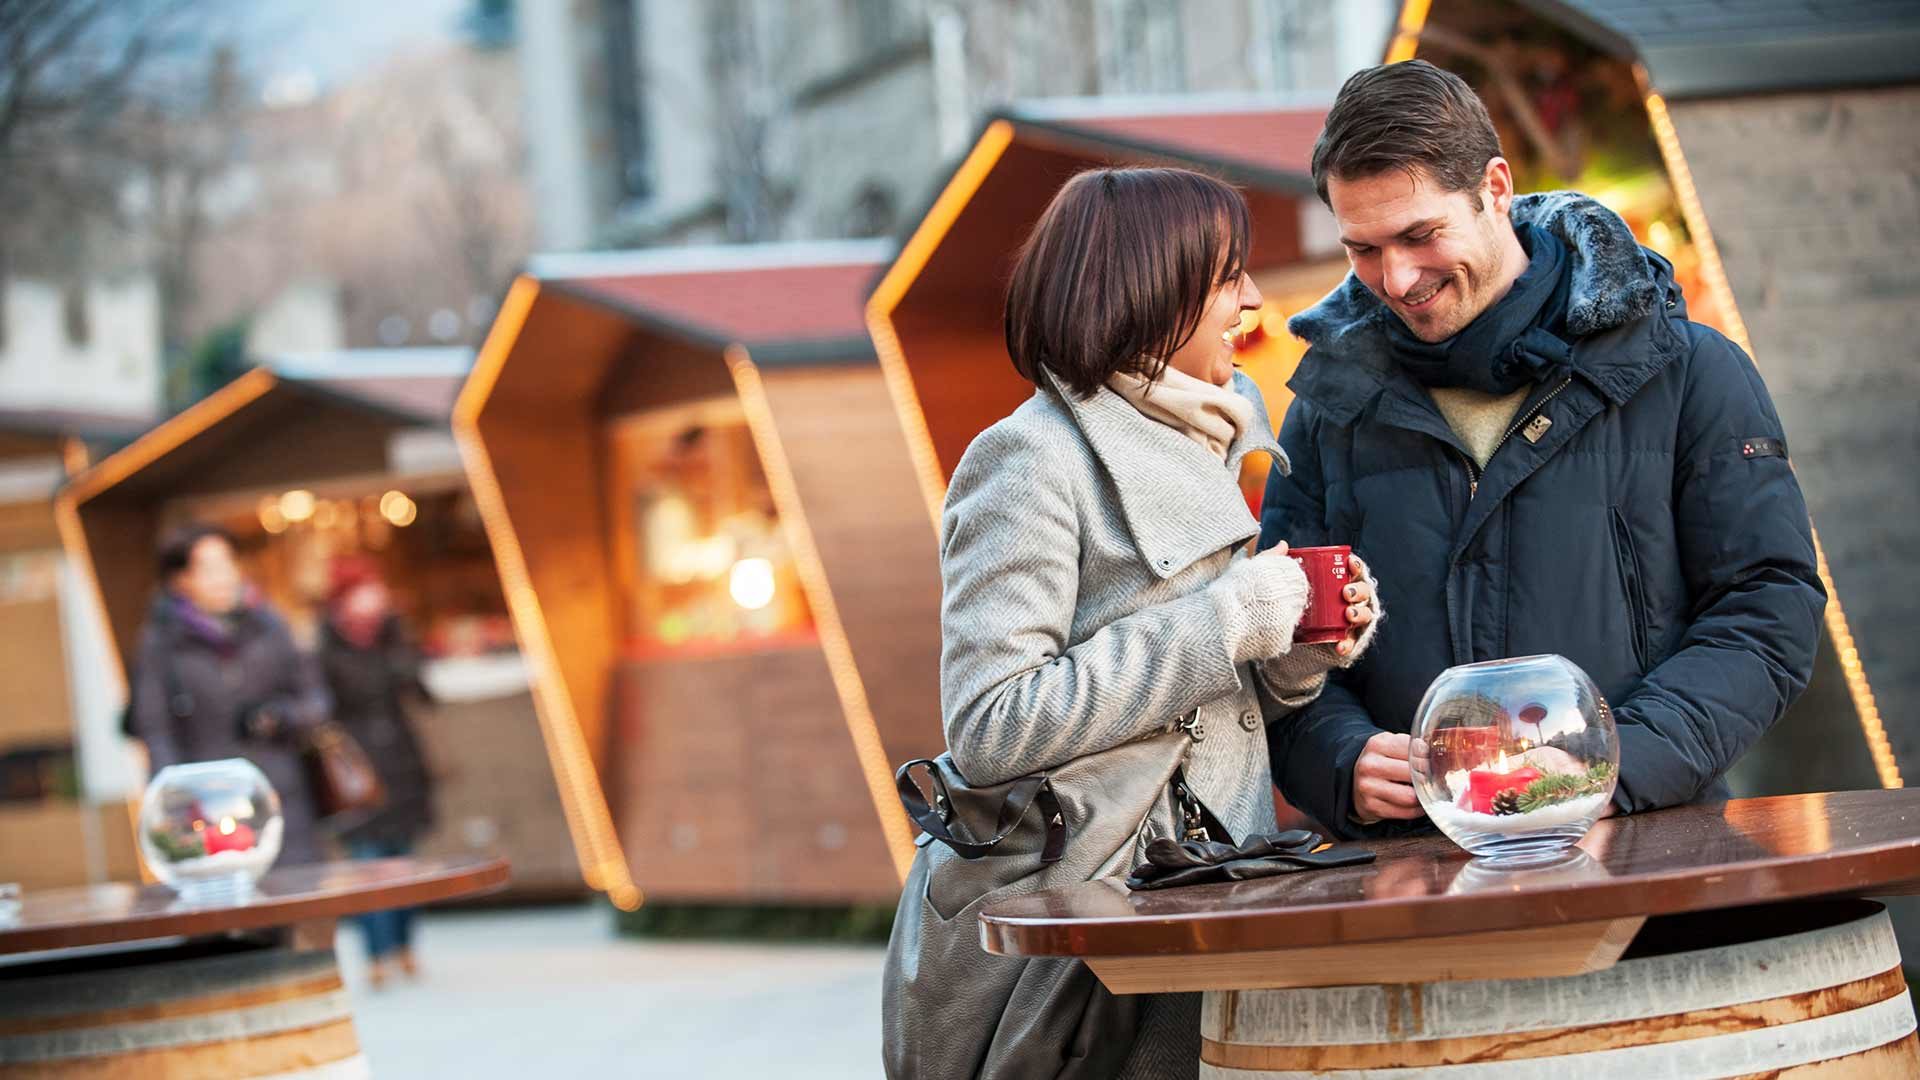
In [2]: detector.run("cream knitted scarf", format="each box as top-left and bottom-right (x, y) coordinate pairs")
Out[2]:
(1106, 364), (1254, 461)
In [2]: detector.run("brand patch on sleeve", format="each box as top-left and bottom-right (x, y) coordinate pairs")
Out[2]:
(1739, 436), (1787, 461)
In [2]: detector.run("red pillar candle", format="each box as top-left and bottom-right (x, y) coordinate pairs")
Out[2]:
(204, 821), (257, 854)
(1465, 766), (1542, 814)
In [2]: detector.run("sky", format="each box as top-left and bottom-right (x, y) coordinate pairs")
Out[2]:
(213, 0), (471, 104)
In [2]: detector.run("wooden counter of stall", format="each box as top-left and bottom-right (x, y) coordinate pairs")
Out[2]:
(454, 241), (945, 911)
(55, 361), (583, 898)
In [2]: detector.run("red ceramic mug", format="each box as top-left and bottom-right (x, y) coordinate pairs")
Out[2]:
(1288, 545), (1354, 644)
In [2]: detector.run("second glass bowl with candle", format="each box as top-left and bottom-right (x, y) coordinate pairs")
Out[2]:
(1410, 655), (1619, 864)
(138, 759), (284, 904)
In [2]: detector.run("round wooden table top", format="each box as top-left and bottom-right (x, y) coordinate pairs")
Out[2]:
(0, 855), (510, 955)
(980, 790), (1920, 959)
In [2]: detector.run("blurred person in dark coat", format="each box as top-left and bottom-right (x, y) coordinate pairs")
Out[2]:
(129, 523), (330, 864)
(319, 557), (437, 986)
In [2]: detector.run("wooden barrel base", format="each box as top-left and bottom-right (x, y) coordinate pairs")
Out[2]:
(1200, 898), (1918, 1078)
(0, 938), (366, 1078)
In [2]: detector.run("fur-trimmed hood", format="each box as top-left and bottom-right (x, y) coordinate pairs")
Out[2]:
(1284, 191), (1686, 417)
(1289, 191), (1673, 349)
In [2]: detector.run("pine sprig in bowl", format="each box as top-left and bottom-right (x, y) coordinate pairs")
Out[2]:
(1510, 763), (1617, 815)
(146, 827), (207, 862)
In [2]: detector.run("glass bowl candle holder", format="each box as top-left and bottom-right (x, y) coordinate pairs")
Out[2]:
(138, 759), (284, 904)
(1410, 654), (1618, 865)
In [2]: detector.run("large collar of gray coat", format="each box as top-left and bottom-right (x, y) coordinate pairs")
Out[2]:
(1286, 191), (1683, 422)
(1040, 366), (1286, 580)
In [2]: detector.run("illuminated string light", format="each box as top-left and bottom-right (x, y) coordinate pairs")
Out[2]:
(868, 119), (1016, 537)
(1640, 78), (1898, 790)
(725, 346), (918, 882)
(1385, 0), (1431, 64)
(279, 489), (316, 523)
(60, 437), (89, 477)
(728, 557), (776, 610)
(65, 368), (277, 504)
(54, 496), (126, 693)
(378, 490), (417, 527)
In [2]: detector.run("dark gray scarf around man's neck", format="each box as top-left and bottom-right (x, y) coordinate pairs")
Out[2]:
(1383, 222), (1575, 396)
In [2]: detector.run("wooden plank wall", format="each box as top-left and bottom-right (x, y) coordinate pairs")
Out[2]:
(0, 596), (74, 744)
(411, 688), (587, 894)
(476, 292), (629, 777)
(0, 499), (60, 553)
(162, 398), (393, 500)
(614, 645), (899, 902)
(758, 364), (947, 770)
(595, 339), (919, 899)
(888, 326), (1024, 483)
(79, 501), (163, 671)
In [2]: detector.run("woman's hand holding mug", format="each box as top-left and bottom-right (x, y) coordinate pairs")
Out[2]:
(1336, 554), (1376, 658)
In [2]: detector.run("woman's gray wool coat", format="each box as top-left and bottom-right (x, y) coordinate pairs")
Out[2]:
(938, 366), (1321, 1078)
(939, 366), (1296, 845)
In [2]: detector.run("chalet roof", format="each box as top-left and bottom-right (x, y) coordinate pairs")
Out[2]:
(1521, 0), (1920, 99)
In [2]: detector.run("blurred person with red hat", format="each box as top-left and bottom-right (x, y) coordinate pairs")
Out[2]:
(319, 556), (438, 988)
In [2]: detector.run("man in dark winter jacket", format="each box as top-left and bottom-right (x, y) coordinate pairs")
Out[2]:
(1258, 61), (1825, 837)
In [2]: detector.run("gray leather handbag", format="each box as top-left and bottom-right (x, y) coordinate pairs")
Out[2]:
(881, 723), (1217, 1080)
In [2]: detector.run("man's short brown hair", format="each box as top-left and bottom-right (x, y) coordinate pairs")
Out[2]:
(1005, 167), (1250, 398)
(1310, 60), (1502, 208)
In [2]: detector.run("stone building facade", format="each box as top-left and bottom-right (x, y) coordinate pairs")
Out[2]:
(1666, 85), (1920, 771)
(515, 0), (1397, 251)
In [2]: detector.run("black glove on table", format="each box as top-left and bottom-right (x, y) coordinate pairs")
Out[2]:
(1125, 829), (1375, 890)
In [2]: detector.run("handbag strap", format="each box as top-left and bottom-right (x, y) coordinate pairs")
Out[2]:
(896, 760), (1066, 864)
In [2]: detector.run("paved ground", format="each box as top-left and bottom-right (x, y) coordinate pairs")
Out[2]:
(337, 902), (886, 1077)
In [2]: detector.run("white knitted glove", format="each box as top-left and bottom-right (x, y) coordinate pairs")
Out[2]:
(1208, 546), (1311, 664)
(1257, 556), (1384, 706)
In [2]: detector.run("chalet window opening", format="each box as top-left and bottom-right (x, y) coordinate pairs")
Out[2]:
(605, 397), (814, 655)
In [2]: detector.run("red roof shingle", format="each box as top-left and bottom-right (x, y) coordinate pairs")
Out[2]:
(1042, 106), (1326, 181)
(561, 261), (881, 346)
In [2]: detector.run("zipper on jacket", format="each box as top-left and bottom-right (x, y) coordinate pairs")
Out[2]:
(1610, 507), (1652, 672)
(1463, 376), (1574, 499)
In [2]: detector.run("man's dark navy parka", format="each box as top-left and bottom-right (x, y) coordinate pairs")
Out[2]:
(1258, 192), (1825, 838)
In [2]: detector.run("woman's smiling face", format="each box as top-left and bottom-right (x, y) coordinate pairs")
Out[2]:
(1167, 269), (1264, 386)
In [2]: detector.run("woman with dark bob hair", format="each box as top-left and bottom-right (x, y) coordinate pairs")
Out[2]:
(889, 168), (1381, 1077)
(127, 522), (330, 864)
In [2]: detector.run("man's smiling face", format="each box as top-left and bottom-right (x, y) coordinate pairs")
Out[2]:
(1327, 159), (1521, 343)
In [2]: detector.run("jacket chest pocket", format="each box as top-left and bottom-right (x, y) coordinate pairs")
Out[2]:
(1609, 507), (1651, 673)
